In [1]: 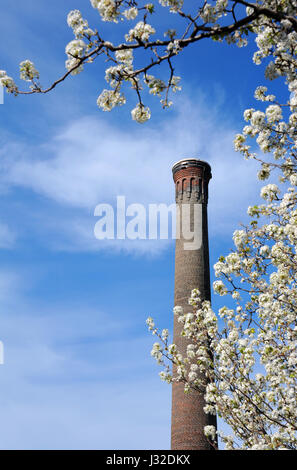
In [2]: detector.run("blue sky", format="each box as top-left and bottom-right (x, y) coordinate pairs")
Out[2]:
(0, 1), (281, 450)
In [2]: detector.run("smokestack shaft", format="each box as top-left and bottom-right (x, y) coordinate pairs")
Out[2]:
(171, 158), (217, 450)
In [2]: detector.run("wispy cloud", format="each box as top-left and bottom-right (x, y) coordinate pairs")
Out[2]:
(0, 94), (261, 255)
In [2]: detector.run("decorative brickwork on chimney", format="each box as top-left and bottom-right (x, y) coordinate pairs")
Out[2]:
(171, 158), (217, 450)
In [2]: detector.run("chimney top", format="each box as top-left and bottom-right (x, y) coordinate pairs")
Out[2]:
(172, 158), (212, 179)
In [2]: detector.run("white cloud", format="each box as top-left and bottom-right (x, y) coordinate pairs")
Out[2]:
(0, 95), (261, 254)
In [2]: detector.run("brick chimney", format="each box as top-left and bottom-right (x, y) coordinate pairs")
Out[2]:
(171, 158), (217, 450)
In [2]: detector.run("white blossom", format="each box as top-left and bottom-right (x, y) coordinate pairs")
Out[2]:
(123, 7), (138, 20)
(159, 0), (183, 13)
(125, 21), (155, 43)
(115, 49), (133, 65)
(0, 70), (18, 94)
(91, 0), (119, 22)
(204, 425), (216, 440)
(19, 60), (39, 82)
(260, 184), (280, 201)
(131, 103), (151, 123)
(97, 89), (126, 111)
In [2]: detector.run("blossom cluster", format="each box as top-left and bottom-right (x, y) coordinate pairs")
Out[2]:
(149, 264), (297, 449)
(125, 21), (156, 43)
(19, 60), (39, 82)
(97, 89), (126, 111)
(65, 39), (87, 75)
(67, 10), (96, 38)
(90, 0), (120, 23)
